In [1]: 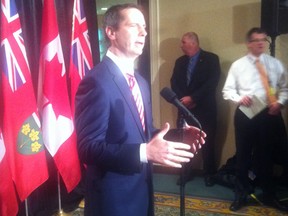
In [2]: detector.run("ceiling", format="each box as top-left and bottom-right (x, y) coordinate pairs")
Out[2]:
(96, 0), (137, 15)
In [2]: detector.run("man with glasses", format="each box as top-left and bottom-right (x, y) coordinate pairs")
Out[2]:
(223, 27), (288, 212)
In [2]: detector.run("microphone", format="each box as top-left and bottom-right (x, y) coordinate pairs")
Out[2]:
(160, 87), (202, 129)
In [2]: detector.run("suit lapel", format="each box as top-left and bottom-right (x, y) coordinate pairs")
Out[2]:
(103, 57), (145, 137)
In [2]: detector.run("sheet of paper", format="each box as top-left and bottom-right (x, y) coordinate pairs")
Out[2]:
(239, 95), (267, 119)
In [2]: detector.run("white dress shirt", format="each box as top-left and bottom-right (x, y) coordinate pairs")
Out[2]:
(222, 53), (288, 105)
(106, 50), (148, 163)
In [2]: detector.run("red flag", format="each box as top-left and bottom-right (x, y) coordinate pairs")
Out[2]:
(69, 0), (93, 115)
(38, 0), (81, 192)
(0, 0), (48, 201)
(0, 130), (19, 216)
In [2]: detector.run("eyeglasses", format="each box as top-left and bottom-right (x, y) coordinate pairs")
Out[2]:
(249, 38), (268, 43)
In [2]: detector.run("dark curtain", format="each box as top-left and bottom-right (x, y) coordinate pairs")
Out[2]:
(15, 1), (99, 215)
(16, 0), (42, 94)
(16, 0), (99, 94)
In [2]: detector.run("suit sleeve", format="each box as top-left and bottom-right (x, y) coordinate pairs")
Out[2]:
(74, 73), (143, 174)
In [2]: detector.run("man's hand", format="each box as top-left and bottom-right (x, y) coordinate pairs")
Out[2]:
(146, 122), (206, 168)
(182, 121), (206, 154)
(239, 95), (252, 106)
(268, 102), (282, 115)
(180, 96), (196, 109)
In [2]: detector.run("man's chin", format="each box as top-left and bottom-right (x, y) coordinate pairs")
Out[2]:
(134, 50), (144, 57)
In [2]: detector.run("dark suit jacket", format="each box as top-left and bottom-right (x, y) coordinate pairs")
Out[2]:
(170, 49), (220, 125)
(75, 56), (157, 216)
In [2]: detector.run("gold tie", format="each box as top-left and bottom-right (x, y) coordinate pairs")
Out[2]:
(255, 59), (277, 104)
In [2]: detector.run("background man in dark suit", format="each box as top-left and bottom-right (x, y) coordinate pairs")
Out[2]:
(75, 4), (205, 216)
(171, 32), (221, 186)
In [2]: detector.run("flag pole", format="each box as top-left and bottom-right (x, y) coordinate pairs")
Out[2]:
(25, 199), (29, 216)
(57, 172), (70, 215)
(57, 172), (63, 215)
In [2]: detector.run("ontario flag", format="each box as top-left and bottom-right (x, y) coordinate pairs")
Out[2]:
(0, 129), (18, 216)
(38, 0), (81, 192)
(69, 0), (93, 115)
(0, 0), (48, 201)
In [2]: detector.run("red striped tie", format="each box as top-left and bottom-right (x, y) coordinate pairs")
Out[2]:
(126, 73), (145, 131)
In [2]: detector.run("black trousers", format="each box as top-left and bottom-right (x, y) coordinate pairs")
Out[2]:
(179, 110), (217, 176)
(234, 108), (288, 195)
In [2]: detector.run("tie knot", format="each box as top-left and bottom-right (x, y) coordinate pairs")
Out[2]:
(126, 73), (135, 79)
(255, 58), (261, 64)
(126, 73), (135, 89)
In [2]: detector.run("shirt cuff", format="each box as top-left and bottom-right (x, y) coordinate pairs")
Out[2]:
(140, 143), (148, 163)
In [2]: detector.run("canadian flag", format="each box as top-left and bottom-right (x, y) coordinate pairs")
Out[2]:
(38, 0), (81, 192)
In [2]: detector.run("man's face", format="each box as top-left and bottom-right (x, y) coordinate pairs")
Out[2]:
(108, 8), (147, 59)
(247, 33), (268, 56)
(181, 36), (199, 57)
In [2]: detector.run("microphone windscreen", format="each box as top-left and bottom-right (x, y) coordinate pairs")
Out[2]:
(160, 87), (177, 103)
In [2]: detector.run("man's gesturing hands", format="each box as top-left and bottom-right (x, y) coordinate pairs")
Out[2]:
(146, 122), (206, 168)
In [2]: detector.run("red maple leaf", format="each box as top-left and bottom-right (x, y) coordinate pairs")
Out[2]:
(43, 54), (71, 119)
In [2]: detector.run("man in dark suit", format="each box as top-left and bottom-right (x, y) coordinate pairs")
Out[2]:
(75, 4), (206, 216)
(171, 32), (221, 186)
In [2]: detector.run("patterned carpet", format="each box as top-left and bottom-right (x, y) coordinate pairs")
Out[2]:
(60, 192), (288, 216)
(154, 192), (288, 216)
(52, 171), (288, 215)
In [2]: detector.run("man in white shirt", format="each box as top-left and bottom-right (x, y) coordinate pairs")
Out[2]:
(223, 27), (288, 212)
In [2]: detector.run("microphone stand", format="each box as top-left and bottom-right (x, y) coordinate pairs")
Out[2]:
(177, 114), (186, 216)
(160, 87), (202, 215)
(177, 112), (202, 216)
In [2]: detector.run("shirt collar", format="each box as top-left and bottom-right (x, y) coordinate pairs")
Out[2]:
(188, 49), (201, 61)
(106, 50), (135, 76)
(247, 53), (264, 64)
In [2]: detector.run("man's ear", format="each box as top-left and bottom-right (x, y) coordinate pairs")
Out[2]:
(105, 26), (116, 40)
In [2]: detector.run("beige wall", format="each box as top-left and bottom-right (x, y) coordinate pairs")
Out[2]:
(149, 0), (288, 168)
